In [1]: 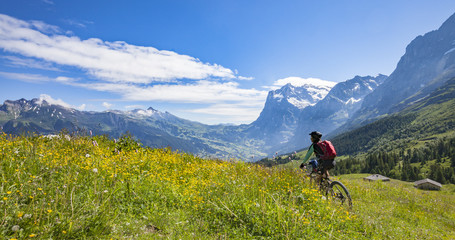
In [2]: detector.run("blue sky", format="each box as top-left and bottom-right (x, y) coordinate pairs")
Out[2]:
(1, 0), (455, 124)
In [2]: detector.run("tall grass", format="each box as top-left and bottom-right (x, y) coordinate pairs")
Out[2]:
(338, 174), (455, 240)
(0, 132), (453, 239)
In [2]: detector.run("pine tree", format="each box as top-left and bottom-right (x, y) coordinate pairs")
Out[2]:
(409, 166), (418, 181)
(436, 155), (442, 163)
(401, 170), (409, 181)
(445, 168), (454, 184)
(435, 168), (446, 184)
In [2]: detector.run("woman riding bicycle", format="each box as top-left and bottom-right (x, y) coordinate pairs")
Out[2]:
(299, 131), (336, 179)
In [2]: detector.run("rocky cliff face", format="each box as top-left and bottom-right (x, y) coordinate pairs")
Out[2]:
(247, 80), (335, 147)
(352, 13), (455, 125)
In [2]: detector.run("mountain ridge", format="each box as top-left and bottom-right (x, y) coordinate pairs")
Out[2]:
(330, 76), (455, 156)
(284, 74), (388, 153)
(0, 73), (374, 160)
(341, 12), (455, 132)
(0, 98), (261, 159)
(246, 80), (335, 148)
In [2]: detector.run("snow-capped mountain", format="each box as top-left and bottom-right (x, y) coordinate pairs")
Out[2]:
(271, 78), (337, 108)
(286, 74), (387, 152)
(107, 107), (175, 123)
(246, 79), (336, 147)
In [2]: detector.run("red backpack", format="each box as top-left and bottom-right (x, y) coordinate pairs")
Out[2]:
(316, 140), (337, 160)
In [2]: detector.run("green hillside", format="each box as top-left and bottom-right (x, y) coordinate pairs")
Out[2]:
(1, 133), (454, 239)
(317, 77), (455, 183)
(332, 77), (455, 155)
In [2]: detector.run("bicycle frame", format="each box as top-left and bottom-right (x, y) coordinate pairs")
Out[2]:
(307, 171), (331, 194)
(304, 166), (352, 207)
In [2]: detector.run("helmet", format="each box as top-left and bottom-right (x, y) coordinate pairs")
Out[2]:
(309, 131), (322, 139)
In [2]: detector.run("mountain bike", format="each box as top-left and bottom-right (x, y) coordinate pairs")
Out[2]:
(304, 160), (352, 208)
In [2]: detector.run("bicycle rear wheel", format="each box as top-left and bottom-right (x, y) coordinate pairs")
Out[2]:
(328, 181), (352, 207)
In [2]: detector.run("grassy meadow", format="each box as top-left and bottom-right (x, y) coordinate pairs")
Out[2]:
(1, 133), (454, 239)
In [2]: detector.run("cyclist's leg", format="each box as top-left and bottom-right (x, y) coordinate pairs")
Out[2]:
(320, 159), (335, 178)
(319, 160), (328, 179)
(324, 169), (329, 178)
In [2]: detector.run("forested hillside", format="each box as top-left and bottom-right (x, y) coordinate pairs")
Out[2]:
(334, 135), (455, 183)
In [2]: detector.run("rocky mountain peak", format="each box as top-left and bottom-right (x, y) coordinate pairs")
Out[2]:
(268, 81), (333, 110)
(355, 12), (455, 123)
(1, 98), (36, 112)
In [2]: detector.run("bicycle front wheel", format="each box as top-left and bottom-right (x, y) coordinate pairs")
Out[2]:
(328, 181), (352, 207)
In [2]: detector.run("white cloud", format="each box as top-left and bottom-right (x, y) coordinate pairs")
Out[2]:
(102, 102), (113, 109)
(63, 19), (93, 28)
(125, 105), (145, 110)
(29, 20), (61, 34)
(0, 71), (53, 83)
(0, 71), (76, 83)
(55, 76), (75, 83)
(267, 77), (337, 90)
(1, 56), (60, 71)
(237, 76), (254, 81)
(0, 14), (241, 84)
(37, 94), (72, 108)
(75, 80), (268, 104)
(72, 80), (268, 124)
(77, 104), (86, 111)
(184, 103), (264, 124)
(36, 94), (87, 111)
(0, 14), (265, 124)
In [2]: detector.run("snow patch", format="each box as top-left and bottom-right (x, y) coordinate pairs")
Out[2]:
(345, 97), (361, 105)
(136, 109), (158, 117)
(287, 97), (313, 109)
(353, 83), (360, 91)
(273, 93), (284, 101)
(306, 86), (331, 102)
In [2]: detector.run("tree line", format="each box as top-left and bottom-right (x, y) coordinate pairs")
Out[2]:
(333, 136), (455, 184)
